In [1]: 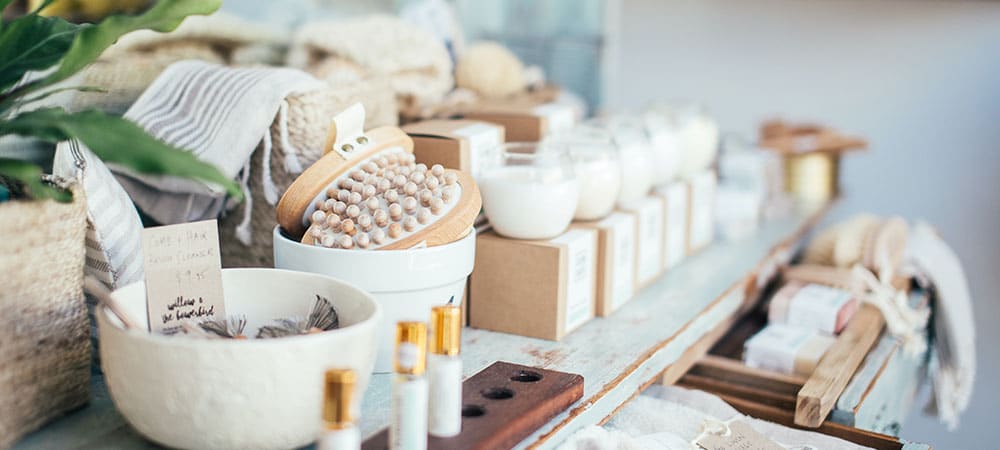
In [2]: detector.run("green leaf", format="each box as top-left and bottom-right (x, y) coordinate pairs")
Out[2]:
(0, 108), (242, 199)
(0, 157), (72, 202)
(43, 0), (221, 88)
(0, 13), (79, 93)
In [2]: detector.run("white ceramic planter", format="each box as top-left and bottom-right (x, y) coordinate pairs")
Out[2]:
(273, 227), (475, 373)
(98, 268), (381, 450)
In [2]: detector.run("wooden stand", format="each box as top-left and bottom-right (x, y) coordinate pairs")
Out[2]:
(362, 362), (584, 450)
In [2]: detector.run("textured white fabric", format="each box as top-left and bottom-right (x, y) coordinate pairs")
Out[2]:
(905, 222), (975, 430)
(53, 140), (144, 290)
(287, 15), (453, 108)
(559, 386), (873, 450)
(110, 60), (323, 226)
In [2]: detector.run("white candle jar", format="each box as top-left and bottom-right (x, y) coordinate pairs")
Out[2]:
(479, 143), (580, 240)
(546, 126), (623, 221)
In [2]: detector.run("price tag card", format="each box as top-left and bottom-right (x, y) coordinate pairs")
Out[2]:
(141, 219), (225, 333)
(696, 421), (785, 450)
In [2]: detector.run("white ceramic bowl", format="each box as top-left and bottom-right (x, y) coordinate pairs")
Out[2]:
(273, 227), (475, 372)
(98, 268), (381, 450)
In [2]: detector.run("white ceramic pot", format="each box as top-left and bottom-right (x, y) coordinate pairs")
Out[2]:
(273, 227), (475, 373)
(98, 268), (381, 450)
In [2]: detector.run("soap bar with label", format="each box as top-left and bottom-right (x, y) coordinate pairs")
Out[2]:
(744, 323), (836, 376)
(768, 282), (859, 335)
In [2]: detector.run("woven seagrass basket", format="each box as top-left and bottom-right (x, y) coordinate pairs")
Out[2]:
(0, 185), (90, 449)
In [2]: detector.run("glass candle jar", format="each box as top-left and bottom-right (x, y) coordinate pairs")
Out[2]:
(588, 117), (653, 209)
(546, 126), (623, 221)
(479, 143), (579, 240)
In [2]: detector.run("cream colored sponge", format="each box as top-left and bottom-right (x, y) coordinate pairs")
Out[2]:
(456, 41), (526, 99)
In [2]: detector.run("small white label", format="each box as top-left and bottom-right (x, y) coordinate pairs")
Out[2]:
(390, 377), (429, 450)
(452, 123), (501, 179)
(786, 284), (853, 334)
(598, 213), (636, 309)
(688, 170), (716, 250)
(552, 229), (596, 333)
(744, 324), (815, 375)
(632, 197), (664, 285)
(396, 342), (420, 371)
(532, 103), (575, 135)
(427, 355), (462, 437)
(659, 182), (688, 269)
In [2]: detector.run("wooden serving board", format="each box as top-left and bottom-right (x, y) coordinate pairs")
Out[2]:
(362, 362), (584, 450)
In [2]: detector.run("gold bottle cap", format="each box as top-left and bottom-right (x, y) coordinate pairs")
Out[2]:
(395, 321), (427, 375)
(430, 305), (462, 356)
(322, 368), (356, 429)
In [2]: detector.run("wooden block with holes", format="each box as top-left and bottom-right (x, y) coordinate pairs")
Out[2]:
(362, 361), (583, 450)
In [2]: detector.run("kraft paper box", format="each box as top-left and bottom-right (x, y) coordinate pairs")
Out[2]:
(461, 99), (574, 142)
(469, 229), (597, 341)
(687, 169), (717, 256)
(403, 119), (505, 179)
(572, 213), (637, 317)
(654, 180), (689, 270)
(619, 196), (665, 289)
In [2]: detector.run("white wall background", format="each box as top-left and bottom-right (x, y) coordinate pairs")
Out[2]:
(612, 0), (1000, 447)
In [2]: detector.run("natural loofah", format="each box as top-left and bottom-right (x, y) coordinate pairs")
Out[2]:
(288, 15), (454, 117)
(455, 41), (526, 99)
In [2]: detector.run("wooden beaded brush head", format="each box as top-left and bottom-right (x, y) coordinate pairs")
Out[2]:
(276, 104), (481, 250)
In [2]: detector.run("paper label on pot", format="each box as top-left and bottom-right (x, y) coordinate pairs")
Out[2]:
(453, 122), (501, 179)
(552, 229), (596, 333)
(141, 220), (225, 333)
(599, 213), (636, 309)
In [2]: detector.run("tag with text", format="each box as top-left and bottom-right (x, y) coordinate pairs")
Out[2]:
(141, 220), (225, 333)
(697, 421), (785, 450)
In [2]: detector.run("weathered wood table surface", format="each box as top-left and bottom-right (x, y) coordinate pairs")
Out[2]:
(13, 201), (927, 449)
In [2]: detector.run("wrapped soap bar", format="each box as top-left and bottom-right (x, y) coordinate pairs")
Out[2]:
(744, 323), (836, 377)
(768, 282), (859, 335)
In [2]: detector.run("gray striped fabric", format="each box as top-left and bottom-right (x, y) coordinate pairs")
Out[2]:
(53, 139), (144, 289)
(110, 60), (323, 225)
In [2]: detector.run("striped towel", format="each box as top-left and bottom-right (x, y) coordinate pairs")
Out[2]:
(54, 139), (145, 290)
(111, 60), (324, 239)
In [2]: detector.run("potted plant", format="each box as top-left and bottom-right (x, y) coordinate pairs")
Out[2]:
(0, 1), (239, 446)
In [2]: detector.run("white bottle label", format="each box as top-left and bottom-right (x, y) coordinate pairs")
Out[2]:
(786, 284), (853, 334)
(396, 343), (420, 372)
(452, 123), (501, 180)
(427, 354), (463, 437)
(598, 213), (636, 309)
(317, 426), (361, 450)
(634, 197), (665, 284)
(390, 377), (428, 450)
(551, 229), (596, 333)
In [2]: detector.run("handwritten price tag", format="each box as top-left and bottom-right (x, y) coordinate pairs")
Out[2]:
(696, 421), (784, 450)
(141, 220), (225, 333)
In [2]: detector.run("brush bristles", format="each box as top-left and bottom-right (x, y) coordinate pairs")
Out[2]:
(306, 151), (459, 250)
